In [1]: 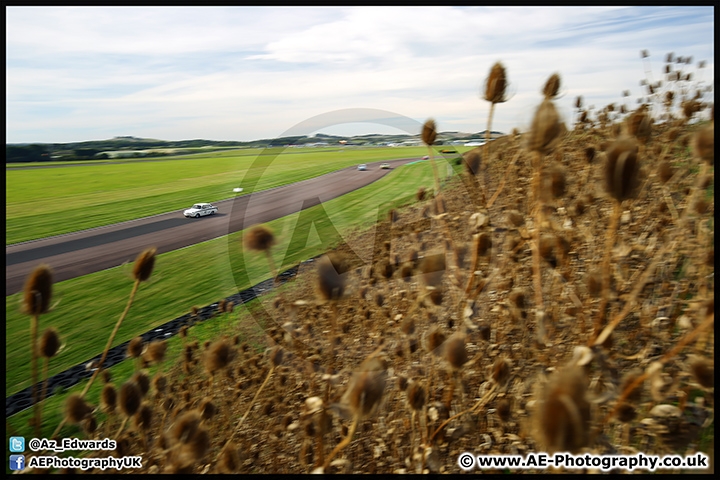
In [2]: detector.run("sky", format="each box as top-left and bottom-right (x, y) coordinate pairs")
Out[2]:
(6, 6), (715, 144)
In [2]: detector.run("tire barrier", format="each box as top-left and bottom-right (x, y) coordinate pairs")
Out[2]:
(6, 262), (304, 417)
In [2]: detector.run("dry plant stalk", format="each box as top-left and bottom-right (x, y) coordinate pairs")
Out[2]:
(422, 119), (440, 196)
(38, 327), (60, 437)
(23, 264), (53, 438)
(323, 357), (386, 470)
(594, 136), (640, 335)
(51, 248), (156, 441)
(527, 93), (562, 342)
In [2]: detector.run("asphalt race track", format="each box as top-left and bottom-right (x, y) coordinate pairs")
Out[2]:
(6, 157), (419, 296)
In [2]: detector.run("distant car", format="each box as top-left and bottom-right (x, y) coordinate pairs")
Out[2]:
(357, 164), (367, 171)
(380, 163), (391, 169)
(184, 203), (218, 218)
(422, 155), (430, 160)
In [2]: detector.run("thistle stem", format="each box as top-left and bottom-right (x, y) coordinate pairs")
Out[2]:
(324, 415), (359, 470)
(52, 279), (140, 441)
(594, 201), (621, 338)
(530, 151), (546, 341)
(30, 313), (40, 438)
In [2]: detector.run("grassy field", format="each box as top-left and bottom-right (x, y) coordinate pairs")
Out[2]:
(6, 146), (455, 245)
(5, 158), (442, 397)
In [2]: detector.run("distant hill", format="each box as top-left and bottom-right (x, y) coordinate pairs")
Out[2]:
(6, 130), (505, 163)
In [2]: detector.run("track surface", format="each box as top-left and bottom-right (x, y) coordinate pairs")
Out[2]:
(6, 157), (418, 296)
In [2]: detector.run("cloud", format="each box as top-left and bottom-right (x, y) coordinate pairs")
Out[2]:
(5, 6), (714, 143)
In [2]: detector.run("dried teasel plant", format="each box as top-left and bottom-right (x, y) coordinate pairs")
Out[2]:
(237, 346), (285, 429)
(316, 252), (348, 341)
(594, 136), (641, 336)
(23, 264), (53, 438)
(482, 62), (510, 194)
(526, 90), (564, 344)
(443, 333), (468, 410)
(534, 365), (591, 454)
(406, 380), (427, 446)
(37, 327), (61, 436)
(323, 356), (387, 470)
(542, 72), (561, 99)
(66, 246), (157, 440)
(204, 338), (233, 385)
(421, 119), (441, 197)
(243, 224), (279, 284)
(65, 393), (93, 426)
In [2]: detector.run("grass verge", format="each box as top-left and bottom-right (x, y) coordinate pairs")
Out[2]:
(6, 158), (440, 397)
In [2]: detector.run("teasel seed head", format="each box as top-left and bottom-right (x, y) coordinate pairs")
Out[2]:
(421, 252), (446, 288)
(132, 247), (156, 282)
(146, 340), (167, 364)
(39, 327), (61, 358)
(269, 346), (285, 367)
(132, 371), (150, 398)
(475, 232), (492, 257)
(604, 136), (640, 202)
(243, 225), (276, 252)
(535, 365), (591, 454)
(65, 393), (93, 424)
(484, 62), (509, 104)
(584, 146), (596, 163)
(586, 269), (602, 297)
(127, 336), (144, 359)
(445, 334), (468, 371)
(23, 264), (53, 315)
(496, 398), (511, 423)
(152, 374), (167, 396)
(406, 381), (426, 411)
(134, 403), (153, 431)
(658, 161), (674, 184)
(101, 383), (117, 413)
(544, 164), (566, 199)
(428, 289), (443, 306)
(424, 326), (446, 356)
(507, 210), (524, 227)
(204, 339), (233, 376)
(542, 73), (561, 99)
(463, 150), (482, 176)
(199, 397), (216, 421)
(539, 234), (557, 267)
(692, 123), (714, 165)
(528, 99), (562, 154)
(343, 357), (387, 419)
(173, 410), (202, 444)
(421, 119), (437, 146)
(627, 109), (652, 144)
(397, 375), (409, 392)
(491, 357), (512, 387)
(693, 198), (709, 215)
(689, 356), (714, 389)
(218, 442), (241, 473)
(316, 253), (347, 302)
(508, 289), (526, 310)
(615, 403), (637, 423)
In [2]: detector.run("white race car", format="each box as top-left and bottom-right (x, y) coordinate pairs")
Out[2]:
(184, 203), (218, 218)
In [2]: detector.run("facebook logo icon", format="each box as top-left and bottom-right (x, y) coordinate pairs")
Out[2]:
(10, 455), (25, 471)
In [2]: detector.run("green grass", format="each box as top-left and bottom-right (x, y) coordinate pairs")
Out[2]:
(5, 158), (442, 398)
(6, 146), (449, 245)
